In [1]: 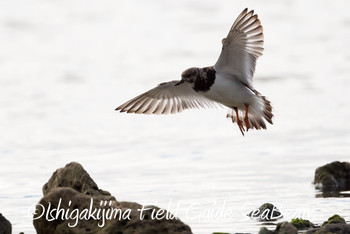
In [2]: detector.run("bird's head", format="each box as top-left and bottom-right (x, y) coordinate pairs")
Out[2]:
(175, 67), (199, 86)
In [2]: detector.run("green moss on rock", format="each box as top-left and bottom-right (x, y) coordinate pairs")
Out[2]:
(291, 218), (315, 229)
(322, 214), (346, 226)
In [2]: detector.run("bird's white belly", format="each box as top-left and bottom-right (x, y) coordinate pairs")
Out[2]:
(202, 75), (254, 109)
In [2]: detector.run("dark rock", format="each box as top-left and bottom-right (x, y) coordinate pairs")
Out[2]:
(33, 162), (192, 234)
(322, 214), (346, 226)
(42, 162), (112, 199)
(258, 222), (297, 234)
(306, 224), (350, 234)
(258, 227), (275, 234)
(248, 203), (282, 221)
(321, 223), (350, 233)
(305, 215), (348, 234)
(314, 161), (350, 192)
(291, 218), (315, 229)
(0, 213), (11, 234)
(275, 222), (298, 234)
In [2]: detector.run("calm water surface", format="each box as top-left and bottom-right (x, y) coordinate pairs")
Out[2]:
(1, 0), (350, 233)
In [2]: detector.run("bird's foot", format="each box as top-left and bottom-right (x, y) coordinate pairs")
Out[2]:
(237, 119), (245, 136)
(233, 107), (245, 136)
(244, 104), (250, 131)
(226, 114), (245, 136)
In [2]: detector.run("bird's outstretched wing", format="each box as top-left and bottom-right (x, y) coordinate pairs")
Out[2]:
(116, 81), (218, 114)
(214, 8), (264, 89)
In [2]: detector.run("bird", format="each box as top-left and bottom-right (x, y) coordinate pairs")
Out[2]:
(116, 8), (273, 136)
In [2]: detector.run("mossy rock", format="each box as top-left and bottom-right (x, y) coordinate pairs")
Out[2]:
(322, 214), (346, 226)
(291, 218), (315, 229)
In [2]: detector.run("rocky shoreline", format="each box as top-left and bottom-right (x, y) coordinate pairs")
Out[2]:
(1, 161), (349, 234)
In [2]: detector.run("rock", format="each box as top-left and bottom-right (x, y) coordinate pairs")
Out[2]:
(275, 222), (298, 234)
(318, 224), (350, 233)
(42, 161), (113, 199)
(306, 224), (350, 234)
(258, 227), (275, 234)
(304, 215), (348, 234)
(258, 222), (298, 234)
(33, 162), (192, 234)
(0, 213), (11, 234)
(322, 214), (346, 226)
(291, 218), (315, 229)
(248, 203), (282, 221)
(314, 161), (350, 192)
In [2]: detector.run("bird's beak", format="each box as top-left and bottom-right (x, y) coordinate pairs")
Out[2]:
(175, 80), (184, 86)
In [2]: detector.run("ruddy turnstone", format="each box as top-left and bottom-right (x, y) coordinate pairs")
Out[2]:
(116, 8), (273, 135)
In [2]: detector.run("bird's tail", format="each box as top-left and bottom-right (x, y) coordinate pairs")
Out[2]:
(227, 90), (273, 131)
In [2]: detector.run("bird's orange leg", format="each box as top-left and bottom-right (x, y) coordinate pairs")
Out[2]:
(233, 107), (245, 136)
(244, 104), (250, 131)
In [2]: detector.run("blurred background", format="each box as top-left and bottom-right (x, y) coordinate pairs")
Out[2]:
(1, 0), (350, 233)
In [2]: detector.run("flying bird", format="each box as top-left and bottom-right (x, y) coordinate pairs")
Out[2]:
(116, 8), (273, 135)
